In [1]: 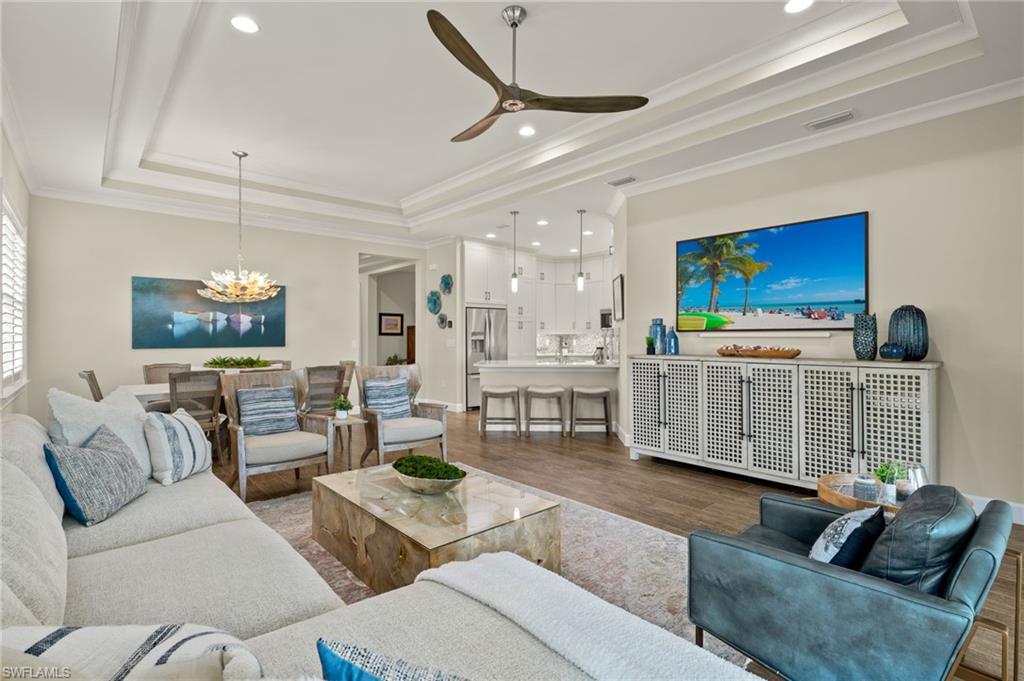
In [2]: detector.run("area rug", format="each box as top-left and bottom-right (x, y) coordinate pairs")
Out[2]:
(247, 464), (745, 668)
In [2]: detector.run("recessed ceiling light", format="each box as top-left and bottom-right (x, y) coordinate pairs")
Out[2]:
(536, 219), (548, 226)
(784, 0), (814, 13)
(485, 233), (497, 239)
(531, 241), (541, 247)
(230, 16), (260, 33)
(583, 230), (594, 236)
(518, 125), (536, 137)
(570, 248), (579, 253)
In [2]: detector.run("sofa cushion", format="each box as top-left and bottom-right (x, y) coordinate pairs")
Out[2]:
(363, 378), (412, 421)
(44, 426), (149, 526)
(245, 581), (588, 681)
(2, 581), (40, 626)
(144, 409), (213, 485)
(48, 386), (152, 477)
(862, 484), (976, 595)
(63, 471), (253, 558)
(0, 413), (63, 518)
(381, 417), (443, 444)
(237, 386), (299, 436)
(0, 461), (67, 626)
(64, 519), (342, 639)
(244, 430), (326, 465)
(1, 623), (262, 680)
(738, 525), (813, 556)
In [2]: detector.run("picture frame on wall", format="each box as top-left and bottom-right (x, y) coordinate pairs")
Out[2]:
(378, 313), (404, 336)
(612, 274), (625, 321)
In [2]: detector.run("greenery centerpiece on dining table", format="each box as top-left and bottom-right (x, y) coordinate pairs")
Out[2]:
(393, 455), (466, 495)
(204, 355), (272, 369)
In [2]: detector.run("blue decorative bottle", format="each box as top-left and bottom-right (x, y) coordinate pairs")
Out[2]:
(853, 313), (877, 360)
(649, 318), (666, 355)
(666, 327), (679, 355)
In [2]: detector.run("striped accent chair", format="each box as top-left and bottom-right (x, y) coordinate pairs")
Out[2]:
(221, 371), (333, 501)
(355, 364), (447, 467)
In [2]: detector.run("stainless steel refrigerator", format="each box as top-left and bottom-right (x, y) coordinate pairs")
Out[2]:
(465, 307), (508, 409)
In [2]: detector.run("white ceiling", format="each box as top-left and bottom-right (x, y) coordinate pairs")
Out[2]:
(3, 1), (1021, 255)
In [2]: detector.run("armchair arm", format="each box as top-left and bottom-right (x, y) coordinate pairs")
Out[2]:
(759, 494), (845, 547)
(688, 530), (973, 681)
(413, 400), (448, 422)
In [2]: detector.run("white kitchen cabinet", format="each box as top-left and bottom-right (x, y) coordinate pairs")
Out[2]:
(537, 282), (556, 332)
(556, 261), (577, 285)
(486, 248), (511, 305)
(555, 284), (576, 330)
(464, 241), (490, 304)
(583, 256), (604, 283)
(630, 356), (939, 490)
(510, 279), (535, 318)
(574, 288), (593, 332)
(512, 252), (536, 281)
(508, 317), (537, 359)
(536, 258), (555, 283)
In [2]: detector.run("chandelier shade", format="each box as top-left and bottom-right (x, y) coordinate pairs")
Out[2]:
(198, 151), (280, 304)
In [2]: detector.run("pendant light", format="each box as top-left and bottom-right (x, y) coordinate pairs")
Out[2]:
(576, 209), (586, 292)
(198, 151), (280, 304)
(509, 210), (519, 294)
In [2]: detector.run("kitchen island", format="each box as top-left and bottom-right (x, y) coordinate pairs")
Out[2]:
(475, 360), (619, 434)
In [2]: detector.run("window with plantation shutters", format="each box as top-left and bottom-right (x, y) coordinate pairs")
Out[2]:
(1, 199), (27, 397)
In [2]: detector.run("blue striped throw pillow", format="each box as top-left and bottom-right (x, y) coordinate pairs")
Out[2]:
(363, 377), (412, 421)
(318, 639), (467, 681)
(237, 386), (299, 436)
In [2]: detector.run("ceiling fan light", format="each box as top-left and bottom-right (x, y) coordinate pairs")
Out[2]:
(518, 125), (536, 137)
(230, 16), (260, 33)
(784, 0), (814, 13)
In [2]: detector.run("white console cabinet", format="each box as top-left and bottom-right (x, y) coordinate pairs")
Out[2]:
(629, 355), (939, 489)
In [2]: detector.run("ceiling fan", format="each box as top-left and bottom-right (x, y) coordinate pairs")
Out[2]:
(427, 5), (649, 142)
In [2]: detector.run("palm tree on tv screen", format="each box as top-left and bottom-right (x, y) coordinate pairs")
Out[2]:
(681, 234), (754, 312)
(676, 258), (700, 310)
(732, 255), (771, 316)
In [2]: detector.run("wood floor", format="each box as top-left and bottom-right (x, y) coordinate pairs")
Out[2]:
(214, 411), (1022, 680)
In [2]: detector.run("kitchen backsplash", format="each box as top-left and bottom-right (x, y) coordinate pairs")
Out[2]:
(537, 329), (619, 357)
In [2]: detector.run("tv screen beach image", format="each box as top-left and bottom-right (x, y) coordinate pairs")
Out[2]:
(676, 213), (867, 332)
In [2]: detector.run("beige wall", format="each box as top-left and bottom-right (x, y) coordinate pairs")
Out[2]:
(626, 99), (1024, 501)
(23, 196), (431, 421)
(419, 242), (462, 407)
(375, 269), (416, 363)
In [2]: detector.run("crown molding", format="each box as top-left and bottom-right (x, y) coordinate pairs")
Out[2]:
(1, 63), (40, 192)
(622, 78), (1024, 199)
(100, 0), (142, 180)
(31, 185), (432, 251)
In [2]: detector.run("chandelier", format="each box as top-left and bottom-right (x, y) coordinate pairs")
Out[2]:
(198, 151), (280, 304)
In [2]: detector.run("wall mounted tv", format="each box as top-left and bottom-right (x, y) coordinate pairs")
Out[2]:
(676, 212), (868, 332)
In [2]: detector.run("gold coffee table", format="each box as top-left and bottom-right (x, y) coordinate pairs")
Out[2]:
(312, 464), (560, 593)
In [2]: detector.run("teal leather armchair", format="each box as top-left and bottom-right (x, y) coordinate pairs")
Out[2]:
(688, 494), (1014, 681)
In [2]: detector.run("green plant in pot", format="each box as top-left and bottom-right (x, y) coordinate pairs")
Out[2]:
(645, 336), (656, 355)
(875, 461), (909, 503)
(332, 396), (353, 419)
(393, 455), (466, 495)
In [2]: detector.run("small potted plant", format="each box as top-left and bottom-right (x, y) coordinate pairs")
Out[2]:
(646, 336), (656, 355)
(332, 396), (353, 420)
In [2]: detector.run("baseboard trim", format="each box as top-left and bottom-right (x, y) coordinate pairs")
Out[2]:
(616, 424), (630, 448)
(966, 494), (1024, 524)
(416, 400), (465, 413)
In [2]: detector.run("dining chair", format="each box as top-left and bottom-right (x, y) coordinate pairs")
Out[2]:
(264, 359), (292, 369)
(303, 365), (344, 414)
(354, 364), (447, 467)
(78, 370), (103, 401)
(143, 363), (191, 384)
(220, 370), (332, 501)
(169, 370), (226, 464)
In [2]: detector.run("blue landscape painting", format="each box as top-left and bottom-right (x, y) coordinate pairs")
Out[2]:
(131, 276), (286, 349)
(676, 213), (867, 332)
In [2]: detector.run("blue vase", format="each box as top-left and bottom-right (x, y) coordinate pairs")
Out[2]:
(879, 342), (906, 361)
(853, 313), (877, 360)
(649, 319), (666, 355)
(666, 328), (679, 355)
(888, 305), (928, 361)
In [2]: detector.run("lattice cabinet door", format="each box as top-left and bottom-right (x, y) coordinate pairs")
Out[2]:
(701, 362), (746, 469)
(798, 365), (858, 482)
(630, 359), (665, 452)
(859, 368), (932, 475)
(747, 363), (798, 479)
(665, 360), (702, 461)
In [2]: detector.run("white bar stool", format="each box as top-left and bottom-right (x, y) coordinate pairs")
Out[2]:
(570, 386), (612, 437)
(480, 385), (521, 437)
(524, 385), (566, 437)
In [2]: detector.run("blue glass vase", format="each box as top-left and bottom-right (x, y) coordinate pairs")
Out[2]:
(853, 313), (877, 360)
(649, 318), (666, 355)
(888, 305), (928, 361)
(666, 327), (679, 355)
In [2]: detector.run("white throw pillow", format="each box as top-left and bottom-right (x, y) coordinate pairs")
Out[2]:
(47, 386), (152, 476)
(144, 409), (213, 485)
(0, 623), (263, 680)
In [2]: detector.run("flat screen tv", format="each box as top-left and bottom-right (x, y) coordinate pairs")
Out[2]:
(676, 212), (868, 332)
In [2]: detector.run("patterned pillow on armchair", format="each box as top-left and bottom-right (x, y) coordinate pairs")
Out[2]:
(363, 378), (412, 420)
(236, 386), (299, 436)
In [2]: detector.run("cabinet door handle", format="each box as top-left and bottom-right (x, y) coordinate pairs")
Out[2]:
(746, 378), (755, 441)
(661, 371), (668, 428)
(847, 382), (856, 456)
(858, 382), (866, 460)
(738, 375), (747, 439)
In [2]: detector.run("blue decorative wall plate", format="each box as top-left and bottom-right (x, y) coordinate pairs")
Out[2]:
(437, 313), (448, 329)
(426, 290), (442, 315)
(440, 274), (453, 295)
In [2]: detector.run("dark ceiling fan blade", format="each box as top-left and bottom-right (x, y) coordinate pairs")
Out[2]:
(523, 92), (649, 114)
(451, 103), (505, 142)
(427, 10), (509, 99)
